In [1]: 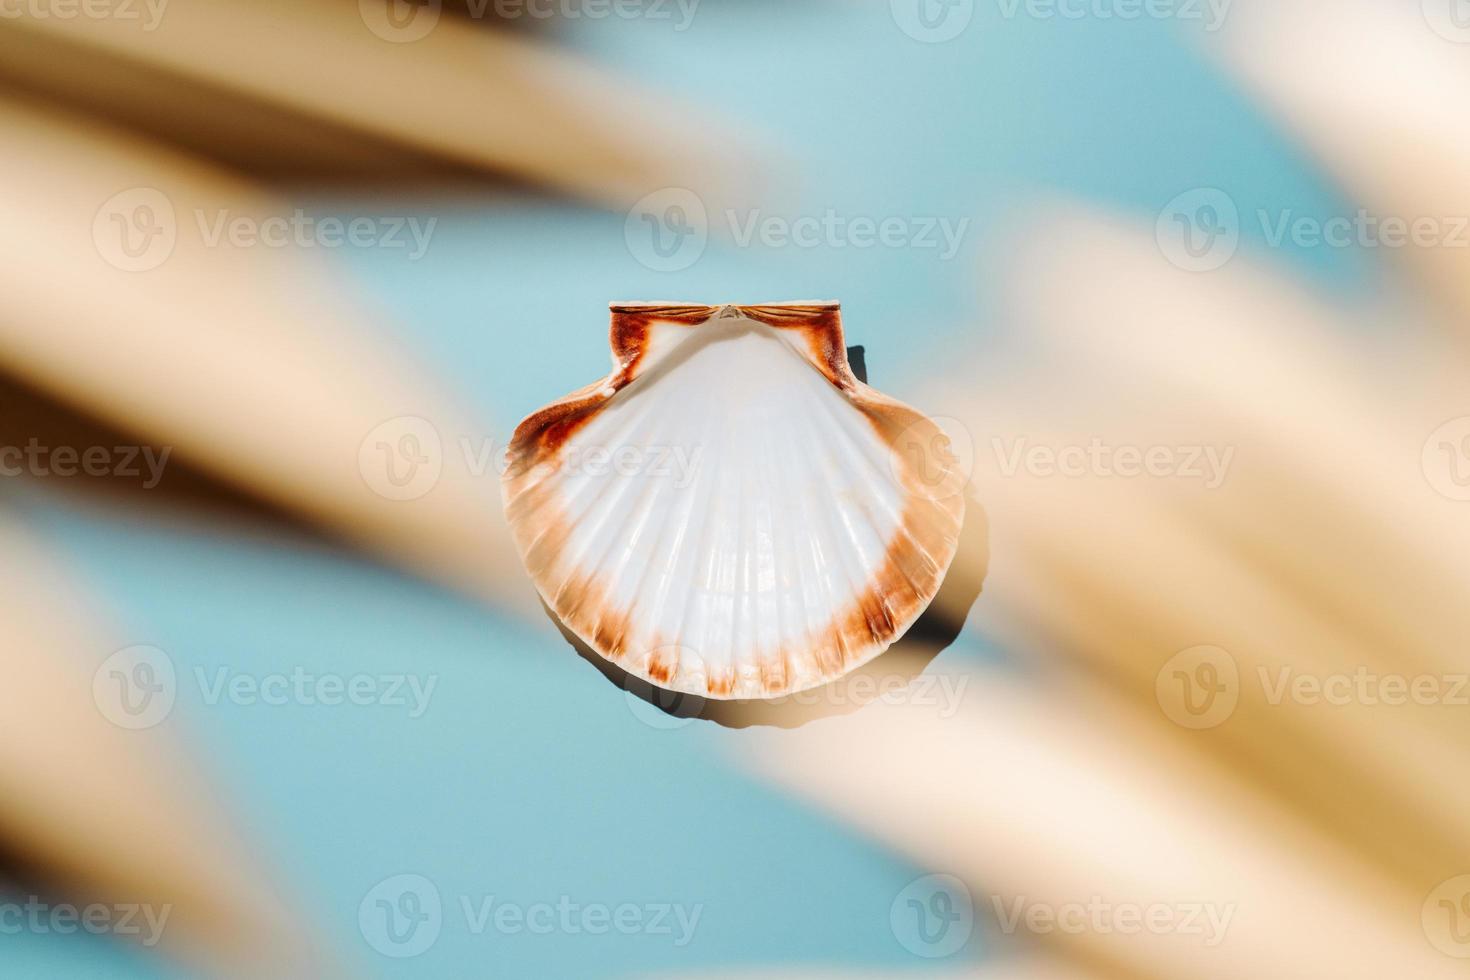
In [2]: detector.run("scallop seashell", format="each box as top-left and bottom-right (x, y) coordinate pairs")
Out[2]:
(502, 302), (966, 700)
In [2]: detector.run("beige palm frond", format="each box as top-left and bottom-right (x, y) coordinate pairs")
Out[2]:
(741, 205), (1470, 975)
(745, 662), (1463, 980)
(0, 512), (318, 976)
(0, 0), (755, 203)
(739, 20), (1470, 964)
(0, 94), (531, 608)
(1212, 0), (1470, 331)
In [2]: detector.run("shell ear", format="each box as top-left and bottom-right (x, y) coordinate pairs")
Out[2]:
(736, 302), (856, 388)
(608, 303), (718, 378)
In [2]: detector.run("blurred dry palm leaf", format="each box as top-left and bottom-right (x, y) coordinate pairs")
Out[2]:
(1215, 0), (1470, 332)
(0, 0), (757, 969)
(742, 5), (1470, 966)
(745, 203), (1470, 975)
(0, 0), (759, 600)
(0, 0), (751, 198)
(0, 514), (317, 976)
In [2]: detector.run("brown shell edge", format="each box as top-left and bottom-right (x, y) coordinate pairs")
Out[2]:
(501, 302), (966, 700)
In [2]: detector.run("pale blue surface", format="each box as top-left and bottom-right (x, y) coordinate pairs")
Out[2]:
(14, 2), (1359, 976)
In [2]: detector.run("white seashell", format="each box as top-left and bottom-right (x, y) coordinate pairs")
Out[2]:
(502, 302), (965, 700)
